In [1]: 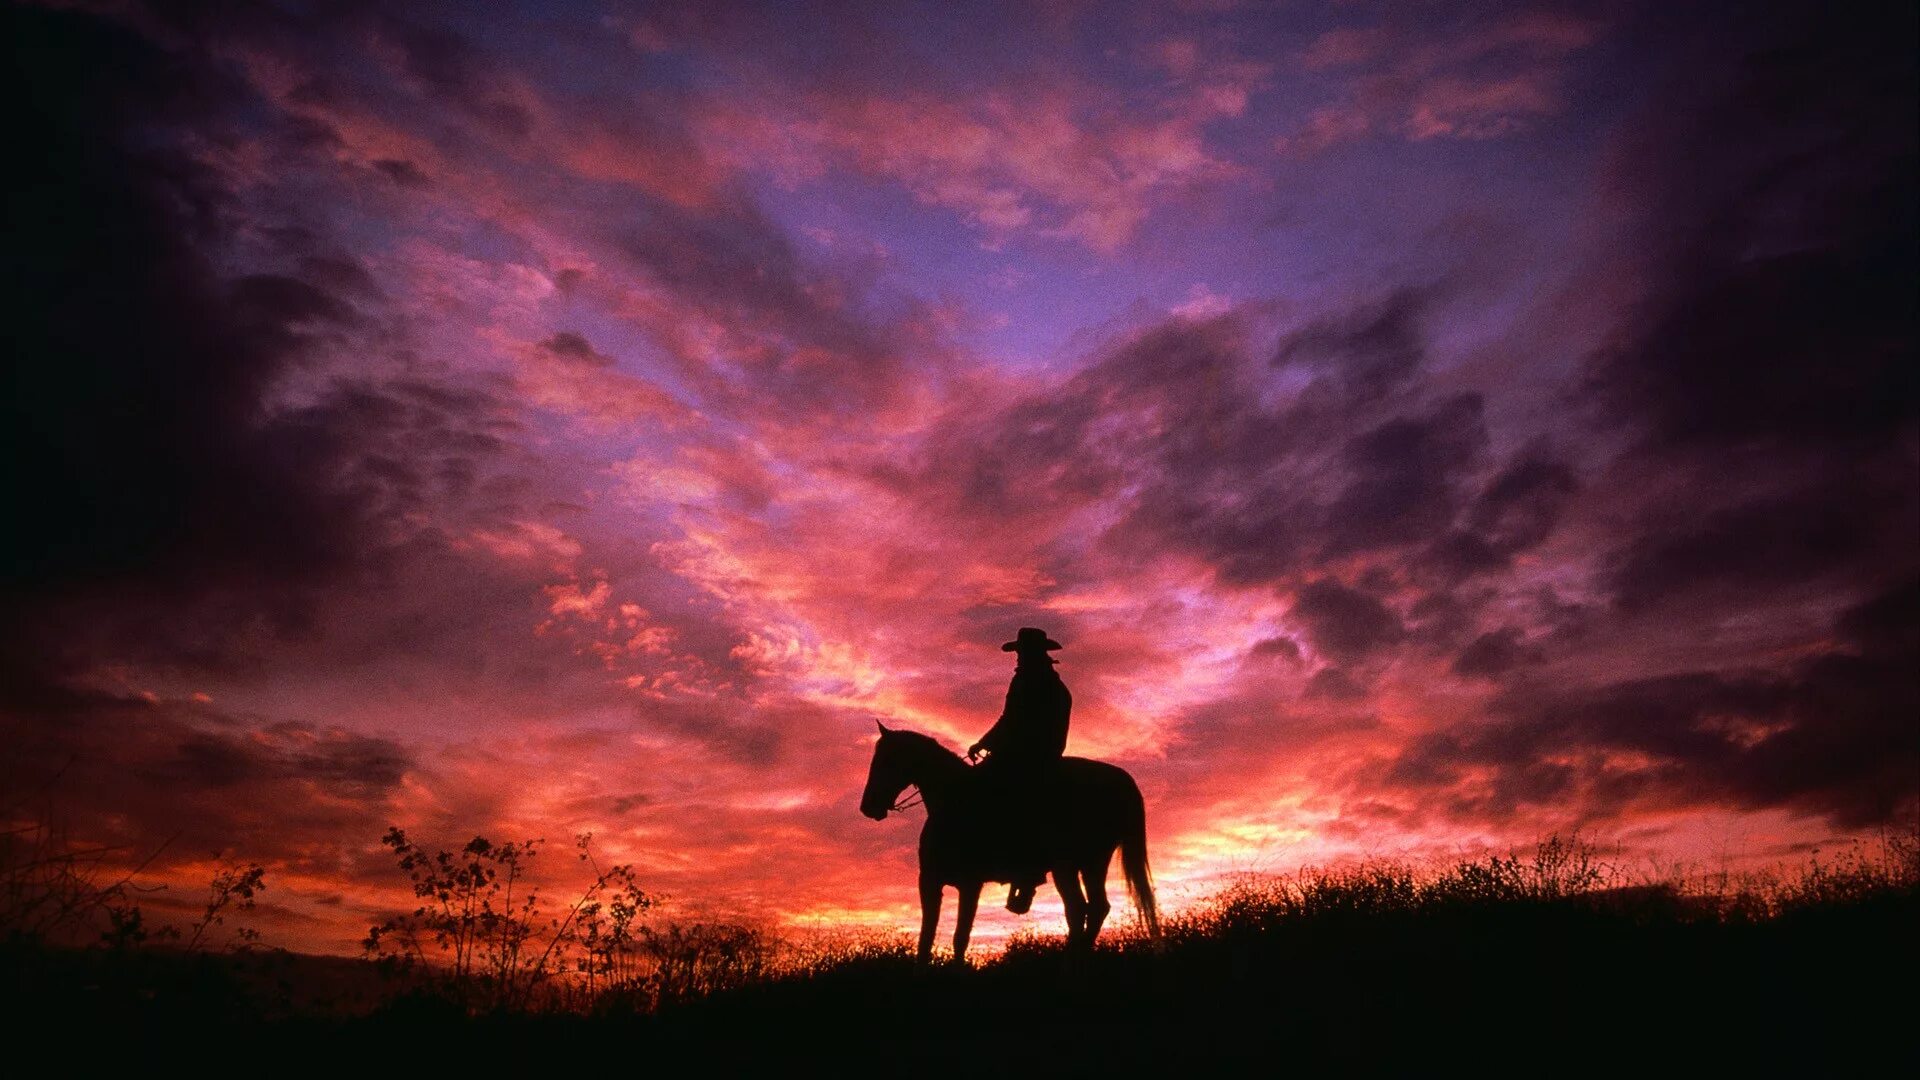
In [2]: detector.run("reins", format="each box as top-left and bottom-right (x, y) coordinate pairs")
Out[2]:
(890, 787), (924, 813)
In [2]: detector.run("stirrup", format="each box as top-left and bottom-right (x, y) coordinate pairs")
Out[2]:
(1006, 884), (1034, 914)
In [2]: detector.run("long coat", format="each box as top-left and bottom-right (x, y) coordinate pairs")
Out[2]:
(976, 661), (1072, 766)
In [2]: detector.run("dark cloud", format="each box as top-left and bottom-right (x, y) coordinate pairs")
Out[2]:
(1322, 394), (1488, 558)
(165, 724), (410, 798)
(608, 194), (924, 421)
(895, 318), (1272, 571)
(1403, 588), (1482, 654)
(1272, 289), (1429, 404)
(1583, 2), (1917, 457)
(3, 8), (348, 600)
(0, 5), (530, 704)
(1, 9), (372, 702)
(1607, 479), (1899, 612)
(373, 158), (431, 187)
(903, 281), (1588, 624)
(380, 15), (532, 138)
(1429, 450), (1579, 580)
(1836, 575), (1920, 657)
(1543, 0), (1920, 760)
(1388, 580), (1920, 829)
(1305, 666), (1368, 702)
(1367, 0), (1920, 833)
(1, 688), (416, 864)
(1162, 678), (1380, 787)
(1289, 579), (1404, 661)
(914, 302), (1484, 589)
(1450, 628), (1538, 680)
(608, 793), (654, 814)
(1249, 636), (1302, 663)
(540, 331), (616, 367)
(298, 255), (383, 301)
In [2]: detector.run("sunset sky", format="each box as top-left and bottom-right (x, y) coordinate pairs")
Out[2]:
(5, 0), (1915, 954)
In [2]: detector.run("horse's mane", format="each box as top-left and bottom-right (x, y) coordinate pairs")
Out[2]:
(885, 728), (966, 766)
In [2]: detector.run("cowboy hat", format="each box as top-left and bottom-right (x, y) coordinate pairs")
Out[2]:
(1001, 627), (1063, 652)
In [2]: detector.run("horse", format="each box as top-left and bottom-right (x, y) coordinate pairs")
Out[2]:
(860, 721), (1158, 963)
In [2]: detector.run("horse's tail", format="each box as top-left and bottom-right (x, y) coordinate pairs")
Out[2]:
(1120, 782), (1159, 937)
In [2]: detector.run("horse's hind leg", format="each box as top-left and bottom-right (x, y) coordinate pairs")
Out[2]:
(917, 874), (943, 963)
(1053, 864), (1088, 948)
(1082, 849), (1114, 944)
(953, 881), (981, 963)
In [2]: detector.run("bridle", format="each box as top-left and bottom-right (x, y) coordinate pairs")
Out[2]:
(871, 728), (931, 815)
(876, 742), (924, 813)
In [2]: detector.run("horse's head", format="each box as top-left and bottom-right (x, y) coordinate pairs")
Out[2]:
(860, 721), (911, 820)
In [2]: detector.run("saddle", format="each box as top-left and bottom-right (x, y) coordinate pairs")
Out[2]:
(970, 757), (1060, 890)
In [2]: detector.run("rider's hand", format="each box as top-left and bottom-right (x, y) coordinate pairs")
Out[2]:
(967, 742), (985, 762)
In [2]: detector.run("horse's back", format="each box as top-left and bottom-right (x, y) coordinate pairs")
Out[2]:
(1059, 755), (1139, 789)
(1053, 757), (1145, 833)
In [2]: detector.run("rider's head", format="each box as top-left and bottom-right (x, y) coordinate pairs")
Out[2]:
(1002, 627), (1062, 664)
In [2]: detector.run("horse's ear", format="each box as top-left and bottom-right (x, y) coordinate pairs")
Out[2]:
(875, 719), (891, 735)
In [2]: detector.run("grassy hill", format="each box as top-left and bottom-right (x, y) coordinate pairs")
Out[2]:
(5, 834), (1915, 1071)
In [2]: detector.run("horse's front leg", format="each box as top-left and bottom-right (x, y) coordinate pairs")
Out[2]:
(953, 882), (982, 963)
(917, 874), (943, 963)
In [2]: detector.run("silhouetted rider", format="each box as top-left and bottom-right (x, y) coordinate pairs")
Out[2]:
(968, 627), (1071, 913)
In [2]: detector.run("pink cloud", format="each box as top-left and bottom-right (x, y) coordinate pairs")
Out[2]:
(1405, 74), (1562, 141)
(14, 0), (1911, 961)
(1281, 10), (1602, 154)
(701, 79), (1247, 252)
(513, 331), (692, 429)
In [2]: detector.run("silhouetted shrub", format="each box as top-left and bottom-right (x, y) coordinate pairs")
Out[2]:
(635, 921), (775, 1008)
(185, 861), (267, 952)
(1, 805), (152, 947)
(2, 794), (269, 954)
(362, 828), (652, 1012)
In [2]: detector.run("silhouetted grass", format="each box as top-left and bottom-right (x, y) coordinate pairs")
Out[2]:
(6, 831), (1914, 1072)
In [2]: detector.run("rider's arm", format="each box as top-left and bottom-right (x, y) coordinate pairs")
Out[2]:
(969, 678), (1022, 759)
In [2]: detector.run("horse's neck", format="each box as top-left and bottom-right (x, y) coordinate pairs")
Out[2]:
(909, 745), (970, 814)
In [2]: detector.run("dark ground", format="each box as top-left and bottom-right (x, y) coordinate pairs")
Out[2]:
(8, 886), (1914, 1074)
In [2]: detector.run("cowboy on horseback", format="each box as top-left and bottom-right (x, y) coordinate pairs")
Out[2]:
(967, 627), (1071, 914)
